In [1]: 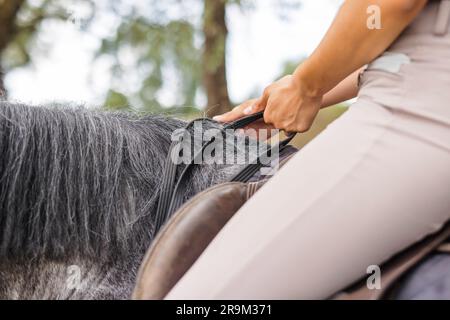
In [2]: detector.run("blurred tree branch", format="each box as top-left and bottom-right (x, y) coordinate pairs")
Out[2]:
(0, 0), (25, 50)
(0, 0), (301, 114)
(0, 0), (26, 97)
(0, 0), (94, 98)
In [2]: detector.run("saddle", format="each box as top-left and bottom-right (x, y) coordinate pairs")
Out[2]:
(133, 180), (264, 299)
(132, 113), (450, 300)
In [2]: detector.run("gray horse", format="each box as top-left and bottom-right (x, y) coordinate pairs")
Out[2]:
(0, 101), (254, 299)
(0, 101), (448, 299)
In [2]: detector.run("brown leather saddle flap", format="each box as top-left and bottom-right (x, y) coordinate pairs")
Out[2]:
(132, 181), (262, 300)
(132, 154), (294, 300)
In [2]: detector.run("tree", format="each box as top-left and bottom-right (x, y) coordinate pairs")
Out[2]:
(202, 0), (231, 116)
(0, 0), (93, 97)
(97, 1), (202, 114)
(0, 0), (25, 96)
(0, 0), (301, 116)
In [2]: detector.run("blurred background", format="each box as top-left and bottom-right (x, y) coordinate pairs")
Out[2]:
(0, 0), (347, 147)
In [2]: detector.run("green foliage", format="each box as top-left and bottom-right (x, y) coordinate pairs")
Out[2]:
(2, 0), (94, 71)
(96, 1), (202, 113)
(291, 105), (347, 149)
(279, 59), (302, 77)
(96, 0), (301, 114)
(1, 0), (303, 116)
(104, 89), (129, 111)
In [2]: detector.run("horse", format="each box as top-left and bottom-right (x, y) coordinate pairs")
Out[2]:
(0, 101), (257, 299)
(0, 101), (448, 299)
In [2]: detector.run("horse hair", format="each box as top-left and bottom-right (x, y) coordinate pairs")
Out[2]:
(0, 101), (254, 299)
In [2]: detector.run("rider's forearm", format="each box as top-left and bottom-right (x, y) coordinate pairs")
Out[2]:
(294, 0), (427, 98)
(321, 67), (365, 108)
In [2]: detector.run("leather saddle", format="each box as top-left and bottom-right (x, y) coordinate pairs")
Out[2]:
(133, 180), (264, 299)
(132, 155), (450, 300)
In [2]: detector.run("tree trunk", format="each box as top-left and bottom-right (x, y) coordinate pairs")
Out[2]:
(0, 0), (26, 97)
(202, 0), (231, 117)
(0, 69), (4, 99)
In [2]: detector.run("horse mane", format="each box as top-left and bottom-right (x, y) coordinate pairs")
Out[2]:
(0, 101), (242, 262)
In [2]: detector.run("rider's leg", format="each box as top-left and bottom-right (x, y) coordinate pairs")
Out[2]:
(166, 100), (450, 299)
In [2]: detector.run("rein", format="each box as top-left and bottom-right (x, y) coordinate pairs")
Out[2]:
(153, 111), (296, 234)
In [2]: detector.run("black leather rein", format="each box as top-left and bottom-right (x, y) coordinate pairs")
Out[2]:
(153, 111), (296, 234)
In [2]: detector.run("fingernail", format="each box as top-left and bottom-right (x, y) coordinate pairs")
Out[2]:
(243, 105), (254, 115)
(212, 115), (221, 121)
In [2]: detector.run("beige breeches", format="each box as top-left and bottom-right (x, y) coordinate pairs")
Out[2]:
(166, 1), (450, 299)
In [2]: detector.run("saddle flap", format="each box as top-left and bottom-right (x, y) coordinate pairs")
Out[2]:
(133, 153), (296, 299)
(133, 182), (252, 299)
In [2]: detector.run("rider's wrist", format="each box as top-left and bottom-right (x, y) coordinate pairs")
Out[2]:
(293, 61), (327, 99)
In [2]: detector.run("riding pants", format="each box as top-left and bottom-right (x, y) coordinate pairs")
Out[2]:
(166, 1), (450, 299)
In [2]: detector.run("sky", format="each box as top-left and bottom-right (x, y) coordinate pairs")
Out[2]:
(5, 0), (342, 106)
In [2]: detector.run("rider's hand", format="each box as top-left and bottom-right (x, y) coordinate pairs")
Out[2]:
(256, 75), (323, 133)
(213, 98), (261, 123)
(213, 98), (275, 140)
(214, 75), (323, 133)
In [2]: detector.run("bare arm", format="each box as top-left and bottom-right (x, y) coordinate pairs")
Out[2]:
(216, 0), (428, 132)
(320, 66), (365, 108)
(296, 0), (427, 98)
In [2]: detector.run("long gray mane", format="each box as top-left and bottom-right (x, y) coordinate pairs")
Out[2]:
(0, 101), (250, 299)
